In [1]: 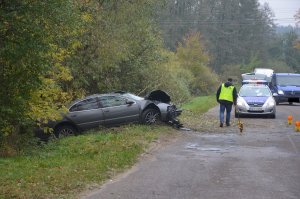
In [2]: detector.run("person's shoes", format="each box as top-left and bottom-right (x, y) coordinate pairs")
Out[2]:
(220, 123), (223, 127)
(226, 123), (230, 127)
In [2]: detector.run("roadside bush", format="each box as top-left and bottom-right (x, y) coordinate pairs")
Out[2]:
(176, 32), (219, 95)
(145, 50), (192, 103)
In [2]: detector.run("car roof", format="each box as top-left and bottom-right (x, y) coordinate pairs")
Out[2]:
(84, 93), (119, 99)
(254, 68), (274, 71)
(69, 93), (125, 107)
(274, 73), (300, 76)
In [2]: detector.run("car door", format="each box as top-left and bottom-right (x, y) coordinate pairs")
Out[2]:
(67, 97), (104, 130)
(99, 95), (140, 126)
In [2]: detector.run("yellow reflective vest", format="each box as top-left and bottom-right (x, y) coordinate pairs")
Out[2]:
(219, 84), (234, 102)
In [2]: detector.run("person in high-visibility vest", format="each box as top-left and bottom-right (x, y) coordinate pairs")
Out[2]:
(216, 78), (237, 127)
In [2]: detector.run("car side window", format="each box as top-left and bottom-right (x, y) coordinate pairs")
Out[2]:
(69, 98), (99, 112)
(99, 96), (127, 108)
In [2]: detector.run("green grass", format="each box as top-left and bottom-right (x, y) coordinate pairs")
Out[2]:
(181, 95), (217, 114)
(179, 95), (219, 131)
(0, 125), (176, 199)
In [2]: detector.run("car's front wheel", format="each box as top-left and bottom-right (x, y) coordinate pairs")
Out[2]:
(54, 124), (78, 138)
(142, 109), (161, 125)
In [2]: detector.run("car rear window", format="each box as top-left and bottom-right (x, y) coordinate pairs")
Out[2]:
(69, 98), (99, 112)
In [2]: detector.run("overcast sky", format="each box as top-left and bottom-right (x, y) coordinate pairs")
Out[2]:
(259, 0), (300, 26)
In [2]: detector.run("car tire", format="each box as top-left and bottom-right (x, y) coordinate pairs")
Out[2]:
(289, 102), (293, 105)
(142, 108), (161, 125)
(54, 124), (78, 138)
(269, 114), (276, 119)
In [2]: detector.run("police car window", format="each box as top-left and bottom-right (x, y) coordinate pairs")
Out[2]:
(99, 96), (127, 107)
(240, 87), (271, 97)
(69, 98), (99, 112)
(255, 88), (270, 96)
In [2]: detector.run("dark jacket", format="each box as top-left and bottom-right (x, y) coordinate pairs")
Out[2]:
(216, 81), (237, 105)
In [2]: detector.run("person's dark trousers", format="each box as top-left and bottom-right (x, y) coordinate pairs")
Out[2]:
(219, 103), (232, 126)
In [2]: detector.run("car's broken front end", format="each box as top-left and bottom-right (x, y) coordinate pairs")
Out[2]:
(145, 90), (183, 128)
(166, 104), (182, 128)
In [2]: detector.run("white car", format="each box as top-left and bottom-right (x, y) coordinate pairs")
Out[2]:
(235, 84), (276, 118)
(254, 68), (274, 82)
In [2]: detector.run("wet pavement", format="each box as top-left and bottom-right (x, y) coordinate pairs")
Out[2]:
(82, 103), (300, 199)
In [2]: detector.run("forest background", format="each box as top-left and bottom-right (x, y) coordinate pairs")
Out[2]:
(1, 0), (300, 148)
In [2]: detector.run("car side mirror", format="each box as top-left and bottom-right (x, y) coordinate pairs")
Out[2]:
(126, 99), (135, 105)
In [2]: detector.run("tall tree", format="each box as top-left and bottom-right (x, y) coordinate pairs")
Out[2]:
(295, 9), (300, 50)
(157, 0), (276, 72)
(281, 30), (300, 72)
(67, 0), (165, 95)
(0, 0), (82, 136)
(176, 32), (219, 95)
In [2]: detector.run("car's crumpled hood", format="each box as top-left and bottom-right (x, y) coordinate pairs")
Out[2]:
(277, 85), (300, 92)
(243, 96), (268, 105)
(144, 90), (171, 103)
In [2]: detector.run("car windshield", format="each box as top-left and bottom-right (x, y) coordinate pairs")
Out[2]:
(276, 76), (300, 86)
(239, 86), (271, 97)
(123, 93), (144, 100)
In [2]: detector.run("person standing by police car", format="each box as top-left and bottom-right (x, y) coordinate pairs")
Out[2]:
(216, 78), (237, 127)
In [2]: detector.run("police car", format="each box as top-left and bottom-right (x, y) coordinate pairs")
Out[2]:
(235, 84), (276, 118)
(241, 72), (269, 85)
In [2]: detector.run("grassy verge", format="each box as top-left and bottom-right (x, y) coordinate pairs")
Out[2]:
(181, 95), (217, 114)
(0, 125), (177, 199)
(179, 95), (220, 131)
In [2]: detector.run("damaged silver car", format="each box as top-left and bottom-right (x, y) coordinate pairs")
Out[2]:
(38, 90), (182, 139)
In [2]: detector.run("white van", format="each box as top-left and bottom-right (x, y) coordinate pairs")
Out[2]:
(254, 68), (274, 82)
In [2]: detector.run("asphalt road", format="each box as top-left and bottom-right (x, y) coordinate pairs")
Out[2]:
(82, 103), (300, 199)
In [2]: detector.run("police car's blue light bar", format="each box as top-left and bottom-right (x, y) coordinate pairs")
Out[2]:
(242, 80), (268, 85)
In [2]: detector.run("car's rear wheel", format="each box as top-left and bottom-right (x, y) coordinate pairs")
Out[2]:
(54, 124), (78, 138)
(142, 109), (161, 125)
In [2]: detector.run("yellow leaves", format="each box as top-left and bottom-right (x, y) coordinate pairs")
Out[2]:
(82, 13), (93, 23)
(52, 63), (73, 81)
(71, 40), (82, 50)
(49, 44), (71, 62)
(294, 40), (300, 50)
(27, 76), (70, 127)
(49, 38), (82, 63)
(1, 126), (15, 136)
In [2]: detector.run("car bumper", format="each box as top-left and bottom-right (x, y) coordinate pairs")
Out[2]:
(164, 105), (182, 127)
(235, 106), (276, 116)
(274, 96), (300, 103)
